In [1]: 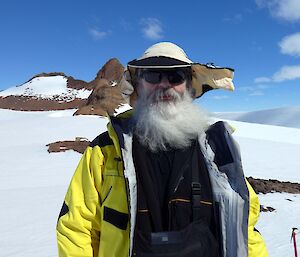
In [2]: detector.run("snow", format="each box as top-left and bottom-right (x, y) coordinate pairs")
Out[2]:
(257, 193), (300, 257)
(214, 106), (300, 129)
(0, 76), (91, 101)
(0, 108), (299, 257)
(221, 119), (300, 182)
(113, 103), (132, 116)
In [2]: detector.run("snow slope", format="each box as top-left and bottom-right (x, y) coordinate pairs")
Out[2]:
(0, 109), (299, 257)
(0, 76), (91, 102)
(214, 106), (300, 129)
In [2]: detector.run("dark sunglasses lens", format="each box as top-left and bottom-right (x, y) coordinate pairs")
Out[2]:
(143, 71), (161, 84)
(141, 69), (187, 84)
(167, 71), (186, 84)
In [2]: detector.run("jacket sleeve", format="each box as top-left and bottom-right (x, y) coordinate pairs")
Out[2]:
(56, 146), (104, 257)
(246, 179), (268, 257)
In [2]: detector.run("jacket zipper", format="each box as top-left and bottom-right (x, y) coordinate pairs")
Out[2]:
(102, 186), (112, 204)
(173, 175), (184, 193)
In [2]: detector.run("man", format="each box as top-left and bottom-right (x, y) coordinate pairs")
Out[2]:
(57, 42), (268, 257)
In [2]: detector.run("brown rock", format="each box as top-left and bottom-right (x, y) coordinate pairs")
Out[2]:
(75, 59), (126, 116)
(67, 76), (93, 90)
(247, 176), (300, 194)
(74, 79), (125, 116)
(0, 95), (87, 111)
(27, 72), (68, 82)
(95, 58), (124, 82)
(46, 140), (90, 154)
(260, 205), (276, 212)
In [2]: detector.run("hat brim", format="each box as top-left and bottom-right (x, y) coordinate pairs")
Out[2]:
(191, 63), (235, 98)
(127, 56), (192, 69)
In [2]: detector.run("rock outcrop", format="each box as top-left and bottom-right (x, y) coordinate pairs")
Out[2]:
(74, 58), (125, 116)
(0, 58), (126, 114)
(0, 95), (86, 111)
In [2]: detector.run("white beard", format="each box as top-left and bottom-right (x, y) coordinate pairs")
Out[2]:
(133, 88), (210, 152)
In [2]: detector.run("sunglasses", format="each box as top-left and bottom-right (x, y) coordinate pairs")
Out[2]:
(139, 69), (190, 85)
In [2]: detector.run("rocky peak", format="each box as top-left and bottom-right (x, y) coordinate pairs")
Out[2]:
(74, 59), (126, 116)
(95, 58), (124, 82)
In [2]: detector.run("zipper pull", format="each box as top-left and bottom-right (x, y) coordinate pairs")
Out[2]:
(174, 176), (184, 193)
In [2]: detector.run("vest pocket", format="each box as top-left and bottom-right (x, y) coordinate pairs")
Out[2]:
(168, 199), (192, 230)
(103, 206), (128, 230)
(136, 209), (152, 233)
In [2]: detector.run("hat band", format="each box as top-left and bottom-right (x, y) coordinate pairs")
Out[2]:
(127, 56), (192, 68)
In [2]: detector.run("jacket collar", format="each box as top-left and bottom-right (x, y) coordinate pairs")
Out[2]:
(107, 109), (134, 156)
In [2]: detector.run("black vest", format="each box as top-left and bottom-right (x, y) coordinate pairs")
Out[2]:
(132, 136), (220, 257)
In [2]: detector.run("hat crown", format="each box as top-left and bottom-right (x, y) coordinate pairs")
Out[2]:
(138, 42), (193, 63)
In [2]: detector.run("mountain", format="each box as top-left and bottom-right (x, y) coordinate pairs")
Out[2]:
(214, 106), (300, 128)
(0, 58), (125, 114)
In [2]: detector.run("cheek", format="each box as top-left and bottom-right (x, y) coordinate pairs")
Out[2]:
(173, 83), (187, 93)
(138, 82), (155, 95)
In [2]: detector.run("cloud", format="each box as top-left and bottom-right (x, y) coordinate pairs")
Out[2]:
(254, 77), (272, 83)
(273, 65), (300, 82)
(238, 84), (270, 96)
(254, 65), (300, 83)
(120, 19), (132, 31)
(279, 32), (300, 57)
(255, 0), (300, 22)
(211, 95), (229, 100)
(256, 84), (271, 89)
(223, 14), (243, 23)
(251, 41), (263, 52)
(89, 27), (110, 40)
(249, 90), (264, 96)
(237, 86), (253, 92)
(140, 18), (163, 40)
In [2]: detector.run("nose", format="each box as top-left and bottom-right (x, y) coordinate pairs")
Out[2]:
(155, 76), (171, 89)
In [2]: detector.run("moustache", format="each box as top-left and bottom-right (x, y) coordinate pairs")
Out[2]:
(148, 88), (182, 103)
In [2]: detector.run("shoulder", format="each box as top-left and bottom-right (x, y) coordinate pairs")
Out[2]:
(89, 110), (133, 150)
(205, 121), (236, 167)
(206, 120), (234, 137)
(89, 131), (114, 148)
(205, 121), (235, 148)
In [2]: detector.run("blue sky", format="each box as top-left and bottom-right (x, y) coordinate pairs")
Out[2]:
(1, 0), (300, 112)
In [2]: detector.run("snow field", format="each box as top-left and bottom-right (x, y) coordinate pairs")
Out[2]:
(0, 109), (299, 257)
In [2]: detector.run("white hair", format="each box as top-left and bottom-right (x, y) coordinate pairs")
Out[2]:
(133, 87), (210, 152)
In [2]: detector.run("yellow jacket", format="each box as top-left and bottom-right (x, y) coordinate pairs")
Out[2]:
(57, 111), (268, 257)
